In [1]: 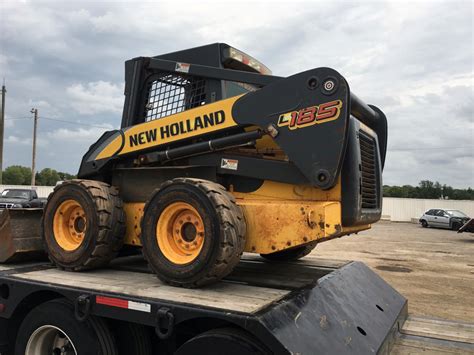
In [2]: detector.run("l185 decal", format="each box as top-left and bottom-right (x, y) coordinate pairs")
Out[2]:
(277, 100), (342, 130)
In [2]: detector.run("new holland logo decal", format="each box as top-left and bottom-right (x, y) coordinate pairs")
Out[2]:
(277, 100), (342, 130)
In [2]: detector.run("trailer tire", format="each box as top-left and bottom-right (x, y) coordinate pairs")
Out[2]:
(260, 241), (317, 261)
(176, 327), (269, 355)
(43, 180), (125, 270)
(112, 321), (153, 355)
(141, 178), (246, 288)
(15, 298), (117, 355)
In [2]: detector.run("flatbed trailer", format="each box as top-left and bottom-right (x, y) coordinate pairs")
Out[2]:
(2, 257), (473, 355)
(0, 255), (409, 354)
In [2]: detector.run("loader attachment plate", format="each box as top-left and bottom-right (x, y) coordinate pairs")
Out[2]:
(0, 209), (45, 263)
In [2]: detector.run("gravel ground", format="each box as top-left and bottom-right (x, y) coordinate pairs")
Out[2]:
(313, 221), (474, 322)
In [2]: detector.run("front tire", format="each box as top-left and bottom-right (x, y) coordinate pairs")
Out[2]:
(420, 220), (428, 228)
(141, 178), (246, 288)
(260, 242), (317, 261)
(42, 180), (125, 270)
(451, 221), (461, 231)
(15, 299), (117, 355)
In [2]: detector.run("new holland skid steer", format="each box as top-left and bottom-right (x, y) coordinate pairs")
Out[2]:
(2, 43), (388, 288)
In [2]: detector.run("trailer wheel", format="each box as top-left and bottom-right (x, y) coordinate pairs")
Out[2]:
(15, 298), (117, 355)
(43, 180), (125, 270)
(141, 178), (246, 288)
(260, 241), (317, 261)
(112, 321), (153, 355)
(176, 327), (269, 355)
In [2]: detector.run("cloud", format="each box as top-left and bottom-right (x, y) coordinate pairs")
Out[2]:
(1, 0), (472, 187)
(47, 126), (113, 142)
(66, 81), (123, 115)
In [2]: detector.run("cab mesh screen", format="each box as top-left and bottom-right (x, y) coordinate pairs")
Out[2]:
(144, 74), (206, 121)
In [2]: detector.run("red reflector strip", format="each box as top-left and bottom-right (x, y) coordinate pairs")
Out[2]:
(96, 296), (151, 313)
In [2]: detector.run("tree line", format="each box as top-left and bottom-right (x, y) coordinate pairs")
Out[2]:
(2, 167), (472, 200)
(384, 180), (473, 200)
(1, 165), (76, 186)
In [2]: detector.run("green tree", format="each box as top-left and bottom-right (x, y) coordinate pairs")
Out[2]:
(2, 166), (32, 185)
(58, 172), (76, 181)
(36, 168), (61, 186)
(383, 181), (473, 200)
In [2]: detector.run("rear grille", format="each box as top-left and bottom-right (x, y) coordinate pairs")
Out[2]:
(0, 203), (14, 209)
(144, 74), (207, 121)
(359, 131), (378, 209)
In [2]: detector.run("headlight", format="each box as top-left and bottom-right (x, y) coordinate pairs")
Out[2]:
(12, 204), (23, 208)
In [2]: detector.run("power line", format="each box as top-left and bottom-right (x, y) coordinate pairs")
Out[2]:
(40, 116), (112, 129)
(5, 116), (112, 129)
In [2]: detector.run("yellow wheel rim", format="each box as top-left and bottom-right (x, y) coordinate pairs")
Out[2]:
(157, 202), (205, 264)
(53, 199), (87, 251)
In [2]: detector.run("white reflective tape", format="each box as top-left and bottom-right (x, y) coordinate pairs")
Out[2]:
(128, 300), (151, 313)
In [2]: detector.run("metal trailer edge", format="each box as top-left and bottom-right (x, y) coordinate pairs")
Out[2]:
(0, 255), (407, 354)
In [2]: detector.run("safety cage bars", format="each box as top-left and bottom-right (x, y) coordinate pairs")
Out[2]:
(143, 73), (207, 121)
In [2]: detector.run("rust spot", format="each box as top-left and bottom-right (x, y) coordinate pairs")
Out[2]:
(335, 224), (342, 233)
(325, 223), (330, 228)
(286, 241), (291, 246)
(271, 246), (276, 251)
(318, 221), (325, 230)
(251, 246), (256, 251)
(303, 237), (308, 242)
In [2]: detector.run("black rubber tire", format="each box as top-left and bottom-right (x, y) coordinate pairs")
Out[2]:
(111, 321), (153, 355)
(15, 298), (117, 355)
(451, 222), (461, 231)
(141, 178), (246, 288)
(421, 220), (428, 228)
(176, 327), (270, 355)
(260, 242), (317, 261)
(43, 179), (126, 270)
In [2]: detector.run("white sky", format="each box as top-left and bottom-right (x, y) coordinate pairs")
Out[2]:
(1, 0), (473, 187)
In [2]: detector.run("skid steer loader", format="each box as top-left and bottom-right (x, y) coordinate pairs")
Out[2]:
(5, 43), (388, 287)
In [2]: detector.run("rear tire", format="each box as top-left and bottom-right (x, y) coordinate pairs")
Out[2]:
(260, 242), (317, 261)
(112, 321), (153, 355)
(420, 220), (428, 228)
(176, 327), (269, 355)
(42, 180), (125, 270)
(141, 178), (246, 288)
(15, 298), (117, 355)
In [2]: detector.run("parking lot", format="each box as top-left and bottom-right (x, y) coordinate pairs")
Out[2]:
(312, 221), (474, 323)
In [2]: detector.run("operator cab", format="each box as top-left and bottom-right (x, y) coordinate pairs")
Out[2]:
(121, 43), (271, 128)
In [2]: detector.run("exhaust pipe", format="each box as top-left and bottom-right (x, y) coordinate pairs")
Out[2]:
(0, 208), (45, 263)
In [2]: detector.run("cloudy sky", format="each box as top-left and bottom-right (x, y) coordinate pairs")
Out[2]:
(1, 0), (473, 187)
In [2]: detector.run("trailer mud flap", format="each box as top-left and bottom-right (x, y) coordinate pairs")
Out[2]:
(0, 209), (45, 263)
(257, 261), (407, 354)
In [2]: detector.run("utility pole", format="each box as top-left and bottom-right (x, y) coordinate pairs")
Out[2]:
(30, 108), (38, 186)
(0, 79), (5, 184)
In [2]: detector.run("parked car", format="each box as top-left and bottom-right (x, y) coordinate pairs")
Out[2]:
(419, 208), (471, 231)
(0, 189), (47, 209)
